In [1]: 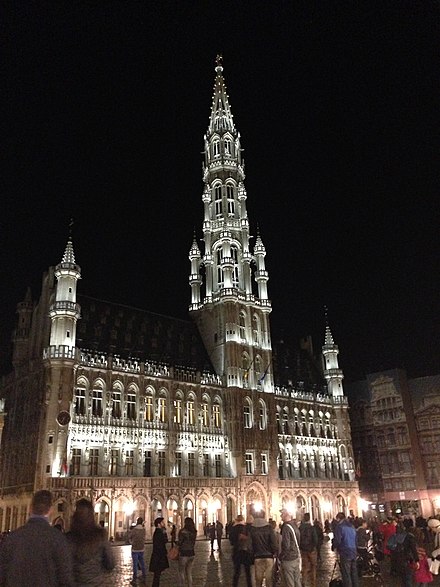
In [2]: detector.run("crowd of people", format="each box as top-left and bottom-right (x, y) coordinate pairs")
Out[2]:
(1, 489), (440, 587)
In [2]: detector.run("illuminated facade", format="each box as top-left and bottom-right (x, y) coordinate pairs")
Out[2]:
(0, 58), (360, 538)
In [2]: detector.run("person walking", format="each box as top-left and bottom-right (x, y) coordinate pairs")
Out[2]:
(313, 519), (324, 561)
(299, 512), (318, 587)
(216, 520), (224, 551)
(149, 517), (169, 587)
(66, 498), (115, 586)
(208, 523), (216, 552)
(250, 509), (279, 587)
(177, 517), (197, 587)
(129, 516), (147, 585)
(279, 509), (302, 587)
(170, 524), (177, 547)
(390, 519), (419, 587)
(229, 515), (253, 587)
(332, 511), (359, 587)
(0, 489), (74, 587)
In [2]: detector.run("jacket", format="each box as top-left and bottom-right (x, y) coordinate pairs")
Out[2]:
(333, 519), (357, 560)
(149, 527), (169, 573)
(250, 518), (278, 559)
(299, 521), (318, 552)
(66, 526), (115, 586)
(0, 517), (75, 587)
(279, 521), (301, 562)
(129, 523), (146, 552)
(177, 528), (196, 557)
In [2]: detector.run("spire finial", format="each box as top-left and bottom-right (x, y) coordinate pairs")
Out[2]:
(215, 54), (223, 72)
(69, 217), (74, 239)
(324, 305), (329, 325)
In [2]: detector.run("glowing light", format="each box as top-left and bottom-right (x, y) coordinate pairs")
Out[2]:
(123, 502), (134, 516)
(359, 499), (370, 512)
(253, 501), (262, 513)
(323, 501), (332, 514)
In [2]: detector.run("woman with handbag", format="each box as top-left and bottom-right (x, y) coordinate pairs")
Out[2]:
(177, 517), (197, 587)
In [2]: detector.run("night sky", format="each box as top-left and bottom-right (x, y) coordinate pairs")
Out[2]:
(2, 3), (439, 382)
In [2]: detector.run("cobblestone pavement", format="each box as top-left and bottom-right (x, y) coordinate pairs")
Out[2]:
(101, 537), (440, 586)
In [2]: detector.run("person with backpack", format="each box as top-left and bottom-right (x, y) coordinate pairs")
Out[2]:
(229, 515), (253, 587)
(388, 519), (419, 587)
(299, 513), (318, 587)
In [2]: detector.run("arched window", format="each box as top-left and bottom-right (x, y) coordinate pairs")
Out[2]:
(92, 388), (102, 417)
(112, 389), (121, 418)
(231, 245), (239, 286)
(158, 397), (167, 423)
(216, 249), (224, 288)
(201, 399), (209, 427)
(145, 395), (153, 422)
(126, 393), (136, 420)
(75, 387), (86, 416)
(212, 402), (221, 427)
(239, 312), (246, 340)
(213, 141), (220, 157)
(244, 398), (252, 429)
(187, 399), (195, 425)
(174, 398), (182, 424)
(214, 184), (222, 216)
(258, 400), (267, 430)
(252, 314), (260, 345)
(226, 184), (235, 215)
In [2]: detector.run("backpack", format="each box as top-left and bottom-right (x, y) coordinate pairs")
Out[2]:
(387, 532), (406, 553)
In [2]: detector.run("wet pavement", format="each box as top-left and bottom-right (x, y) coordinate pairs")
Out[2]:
(101, 536), (440, 586)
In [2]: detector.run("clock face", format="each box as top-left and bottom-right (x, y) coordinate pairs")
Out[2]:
(57, 411), (71, 426)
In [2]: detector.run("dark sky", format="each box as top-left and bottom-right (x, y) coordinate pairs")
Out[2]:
(2, 3), (439, 382)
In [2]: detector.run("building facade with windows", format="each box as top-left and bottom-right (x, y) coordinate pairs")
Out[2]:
(346, 369), (440, 519)
(0, 58), (360, 538)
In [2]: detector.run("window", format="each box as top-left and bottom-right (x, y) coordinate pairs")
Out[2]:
(187, 400), (195, 425)
(112, 392), (121, 418)
(216, 249), (223, 287)
(145, 397), (153, 422)
(125, 450), (134, 475)
(203, 454), (210, 476)
(215, 454), (221, 477)
(126, 394), (136, 420)
(72, 449), (81, 475)
(201, 403), (209, 427)
(261, 453), (268, 475)
(214, 185), (222, 216)
(213, 141), (220, 157)
(244, 403), (252, 428)
(89, 448), (99, 476)
(259, 401), (267, 430)
(225, 139), (232, 155)
(188, 453), (195, 476)
(175, 452), (182, 476)
(226, 184), (235, 215)
(92, 390), (102, 417)
(144, 451), (152, 477)
(109, 449), (119, 475)
(158, 397), (167, 422)
(245, 453), (254, 475)
(239, 313), (246, 340)
(174, 399), (182, 424)
(231, 246), (239, 286)
(158, 451), (166, 476)
(213, 404), (221, 427)
(75, 389), (86, 416)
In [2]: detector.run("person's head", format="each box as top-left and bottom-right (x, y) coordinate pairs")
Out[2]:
(303, 512), (311, 523)
(403, 518), (414, 530)
(280, 509), (292, 523)
(184, 517), (196, 532)
(246, 515), (254, 525)
(336, 512), (346, 522)
(235, 514), (244, 524)
(136, 517), (143, 526)
(154, 517), (164, 528)
(31, 490), (53, 516)
(253, 509), (265, 520)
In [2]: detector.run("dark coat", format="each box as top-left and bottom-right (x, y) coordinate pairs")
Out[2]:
(0, 517), (75, 587)
(149, 527), (169, 573)
(66, 526), (115, 586)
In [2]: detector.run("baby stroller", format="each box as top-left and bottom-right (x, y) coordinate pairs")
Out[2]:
(357, 543), (384, 585)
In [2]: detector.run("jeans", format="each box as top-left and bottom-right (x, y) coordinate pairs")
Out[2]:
(339, 557), (359, 587)
(301, 550), (317, 587)
(178, 555), (195, 587)
(254, 557), (274, 587)
(232, 552), (253, 587)
(280, 558), (302, 587)
(132, 551), (146, 580)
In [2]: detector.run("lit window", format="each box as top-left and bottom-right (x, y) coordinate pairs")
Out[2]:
(244, 403), (252, 429)
(187, 400), (195, 425)
(158, 397), (167, 422)
(201, 403), (209, 427)
(145, 397), (153, 422)
(259, 402), (267, 430)
(125, 450), (134, 475)
(174, 399), (182, 424)
(213, 404), (221, 427)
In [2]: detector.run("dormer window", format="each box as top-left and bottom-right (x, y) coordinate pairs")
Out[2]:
(213, 141), (220, 157)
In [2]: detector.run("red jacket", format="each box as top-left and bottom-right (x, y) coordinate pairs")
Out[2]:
(379, 522), (396, 555)
(413, 549), (433, 583)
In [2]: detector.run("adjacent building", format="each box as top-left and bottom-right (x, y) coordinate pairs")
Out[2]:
(0, 58), (360, 538)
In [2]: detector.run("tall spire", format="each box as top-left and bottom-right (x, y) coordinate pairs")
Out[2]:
(190, 57), (272, 392)
(322, 308), (344, 397)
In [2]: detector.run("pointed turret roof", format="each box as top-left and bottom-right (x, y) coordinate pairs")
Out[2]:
(324, 324), (334, 345)
(62, 238), (76, 264)
(208, 55), (236, 135)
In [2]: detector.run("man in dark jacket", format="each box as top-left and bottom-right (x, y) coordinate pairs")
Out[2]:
(333, 512), (359, 587)
(391, 519), (419, 587)
(250, 509), (278, 587)
(0, 490), (74, 587)
(279, 509), (302, 587)
(229, 515), (253, 587)
(299, 512), (318, 587)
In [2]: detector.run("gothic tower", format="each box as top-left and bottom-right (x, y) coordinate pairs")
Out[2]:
(189, 56), (273, 392)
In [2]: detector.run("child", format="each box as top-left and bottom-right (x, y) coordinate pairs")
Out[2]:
(413, 545), (433, 586)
